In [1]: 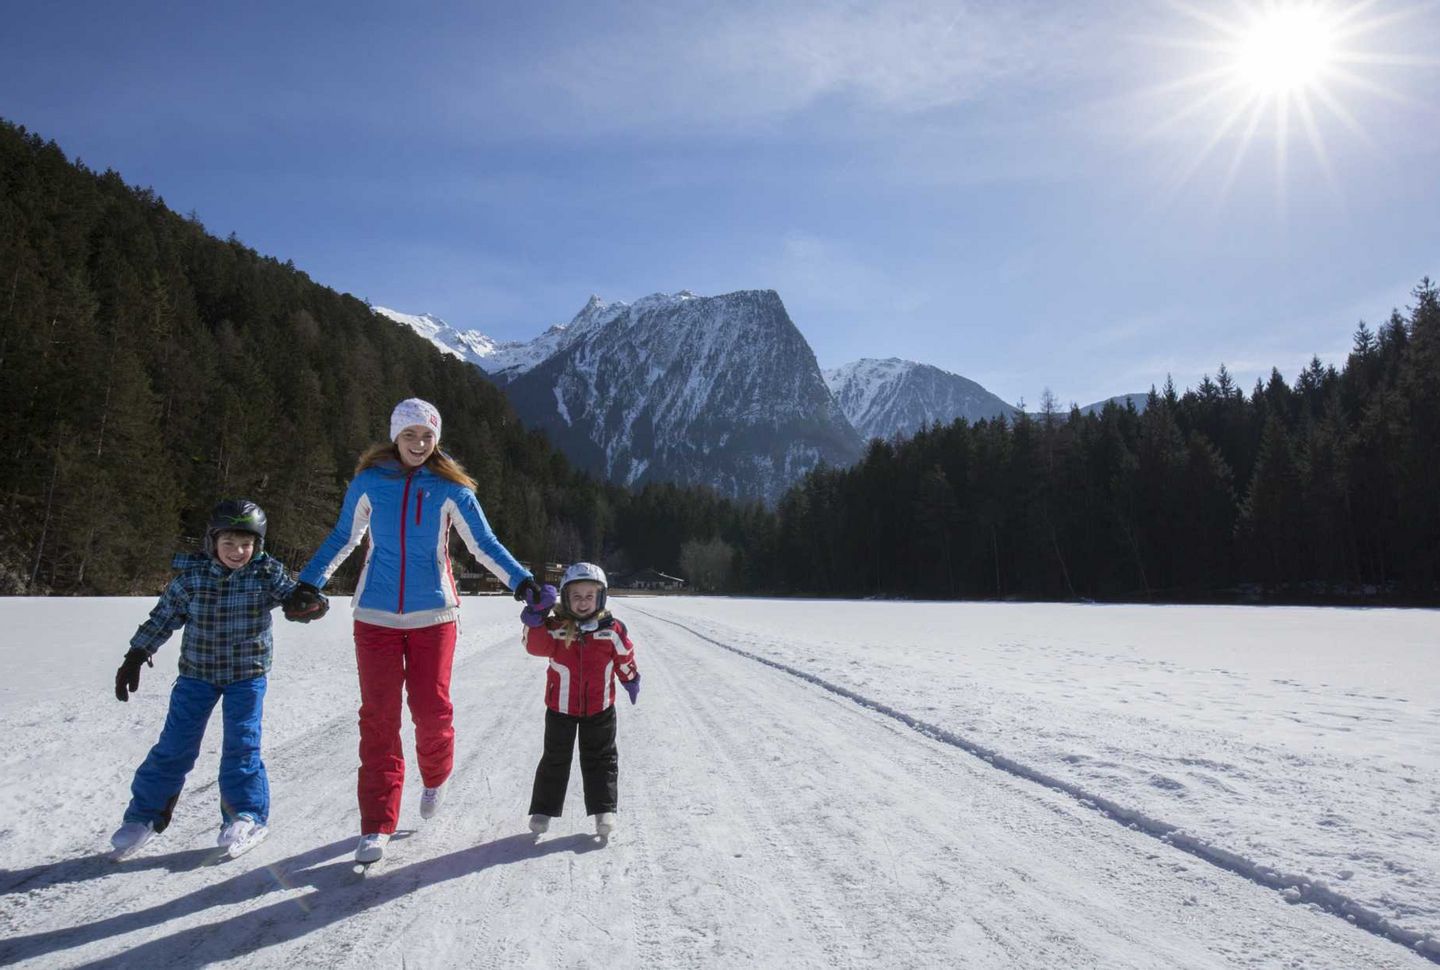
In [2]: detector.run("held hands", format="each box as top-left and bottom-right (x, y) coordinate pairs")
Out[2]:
(115, 648), (152, 702)
(520, 583), (558, 628)
(513, 577), (545, 603)
(622, 675), (640, 706)
(282, 582), (329, 623)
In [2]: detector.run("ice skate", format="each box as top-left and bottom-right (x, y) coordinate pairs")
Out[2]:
(594, 812), (616, 837)
(528, 814), (550, 834)
(217, 816), (269, 859)
(354, 832), (389, 870)
(420, 783), (445, 820)
(109, 821), (155, 860)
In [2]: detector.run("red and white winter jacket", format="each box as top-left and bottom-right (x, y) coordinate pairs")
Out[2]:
(524, 613), (638, 717)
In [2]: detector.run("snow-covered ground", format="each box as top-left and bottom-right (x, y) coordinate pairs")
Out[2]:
(0, 596), (1436, 968)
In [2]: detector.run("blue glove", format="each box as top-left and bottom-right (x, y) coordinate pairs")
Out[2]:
(622, 676), (640, 705)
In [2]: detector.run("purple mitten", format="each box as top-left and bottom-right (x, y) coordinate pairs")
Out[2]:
(622, 675), (640, 705)
(520, 583), (557, 628)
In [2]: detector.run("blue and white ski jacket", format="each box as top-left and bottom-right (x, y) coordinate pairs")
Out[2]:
(299, 462), (532, 629)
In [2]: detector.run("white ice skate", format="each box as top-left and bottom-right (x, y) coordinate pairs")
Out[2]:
(354, 832), (389, 866)
(217, 817), (269, 859)
(528, 814), (550, 834)
(420, 783), (445, 820)
(594, 813), (616, 837)
(109, 821), (155, 860)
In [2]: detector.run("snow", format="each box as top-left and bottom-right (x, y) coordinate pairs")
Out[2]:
(1, 597), (1437, 968)
(371, 306), (524, 374)
(825, 357), (1019, 440)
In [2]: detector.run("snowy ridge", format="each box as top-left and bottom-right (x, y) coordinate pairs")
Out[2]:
(636, 606), (1440, 964)
(824, 357), (1018, 441)
(372, 306), (527, 372)
(500, 289), (862, 503)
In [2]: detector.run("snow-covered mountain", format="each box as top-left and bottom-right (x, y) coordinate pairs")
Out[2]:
(374, 299), (1140, 502)
(371, 306), (524, 370)
(499, 290), (862, 504)
(824, 358), (1018, 441)
(376, 291), (861, 503)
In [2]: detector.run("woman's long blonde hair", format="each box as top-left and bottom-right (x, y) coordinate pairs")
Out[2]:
(354, 442), (478, 490)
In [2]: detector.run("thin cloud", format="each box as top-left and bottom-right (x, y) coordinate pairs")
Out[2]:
(527, 1), (1094, 131)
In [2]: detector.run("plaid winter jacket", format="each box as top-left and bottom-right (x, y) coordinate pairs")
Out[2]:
(129, 552), (298, 686)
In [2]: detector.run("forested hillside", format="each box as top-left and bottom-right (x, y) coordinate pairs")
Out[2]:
(0, 121), (758, 594)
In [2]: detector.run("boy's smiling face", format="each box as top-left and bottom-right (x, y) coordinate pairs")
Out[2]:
(215, 532), (256, 569)
(397, 426), (437, 468)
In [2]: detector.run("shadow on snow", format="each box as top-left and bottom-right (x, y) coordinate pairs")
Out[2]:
(1, 831), (602, 966)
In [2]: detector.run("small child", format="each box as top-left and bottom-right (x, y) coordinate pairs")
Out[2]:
(108, 499), (327, 859)
(521, 562), (639, 837)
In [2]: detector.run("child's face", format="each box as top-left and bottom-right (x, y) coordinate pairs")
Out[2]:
(215, 532), (256, 569)
(565, 581), (602, 617)
(397, 426), (438, 468)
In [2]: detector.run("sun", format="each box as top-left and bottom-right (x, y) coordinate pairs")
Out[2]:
(1143, 0), (1421, 205)
(1232, 5), (1339, 94)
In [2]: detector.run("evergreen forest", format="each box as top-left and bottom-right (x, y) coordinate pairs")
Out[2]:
(2, 119), (1436, 604)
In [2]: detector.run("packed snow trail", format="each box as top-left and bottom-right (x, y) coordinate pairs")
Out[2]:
(0, 597), (1431, 968)
(631, 606), (1440, 963)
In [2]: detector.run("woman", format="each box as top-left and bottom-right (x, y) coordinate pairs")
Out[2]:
(287, 398), (539, 863)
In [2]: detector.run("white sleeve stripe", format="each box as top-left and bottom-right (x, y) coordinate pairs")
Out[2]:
(320, 493), (371, 582)
(436, 506), (457, 610)
(444, 497), (511, 586)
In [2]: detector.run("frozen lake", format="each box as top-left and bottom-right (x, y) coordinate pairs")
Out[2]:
(0, 596), (1435, 968)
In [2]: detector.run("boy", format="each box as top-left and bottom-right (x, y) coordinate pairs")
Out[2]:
(521, 562), (639, 838)
(108, 499), (326, 860)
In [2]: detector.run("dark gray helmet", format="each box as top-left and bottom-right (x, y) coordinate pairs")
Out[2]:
(204, 499), (267, 558)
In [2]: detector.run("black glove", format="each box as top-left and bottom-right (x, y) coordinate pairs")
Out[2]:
(282, 582), (329, 623)
(115, 648), (152, 702)
(513, 577), (542, 604)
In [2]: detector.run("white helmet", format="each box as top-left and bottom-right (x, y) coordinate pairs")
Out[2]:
(560, 562), (608, 613)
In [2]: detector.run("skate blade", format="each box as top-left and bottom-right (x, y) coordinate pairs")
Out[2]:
(223, 827), (269, 860)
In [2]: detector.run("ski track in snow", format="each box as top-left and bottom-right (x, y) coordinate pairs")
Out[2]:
(631, 606), (1440, 965)
(0, 597), (1435, 968)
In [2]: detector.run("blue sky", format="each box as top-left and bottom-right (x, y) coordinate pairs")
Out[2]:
(4, 0), (1438, 406)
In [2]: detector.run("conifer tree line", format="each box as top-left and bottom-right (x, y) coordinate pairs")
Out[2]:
(3, 119), (1436, 603)
(767, 283), (1440, 603)
(0, 120), (735, 594)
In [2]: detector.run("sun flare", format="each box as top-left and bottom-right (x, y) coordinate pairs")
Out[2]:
(1147, 0), (1422, 204)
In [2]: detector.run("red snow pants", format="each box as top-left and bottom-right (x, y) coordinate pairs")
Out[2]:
(354, 620), (457, 834)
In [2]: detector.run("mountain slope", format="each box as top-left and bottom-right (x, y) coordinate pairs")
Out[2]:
(500, 290), (862, 504)
(824, 358), (1018, 441)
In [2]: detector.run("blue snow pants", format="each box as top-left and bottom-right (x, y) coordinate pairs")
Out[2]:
(124, 674), (269, 830)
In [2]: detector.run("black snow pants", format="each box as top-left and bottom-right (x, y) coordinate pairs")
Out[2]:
(529, 705), (618, 817)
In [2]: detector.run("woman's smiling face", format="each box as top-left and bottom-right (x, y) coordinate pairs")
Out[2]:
(396, 426), (437, 468)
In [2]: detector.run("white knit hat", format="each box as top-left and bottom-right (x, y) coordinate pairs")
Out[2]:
(390, 398), (442, 442)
